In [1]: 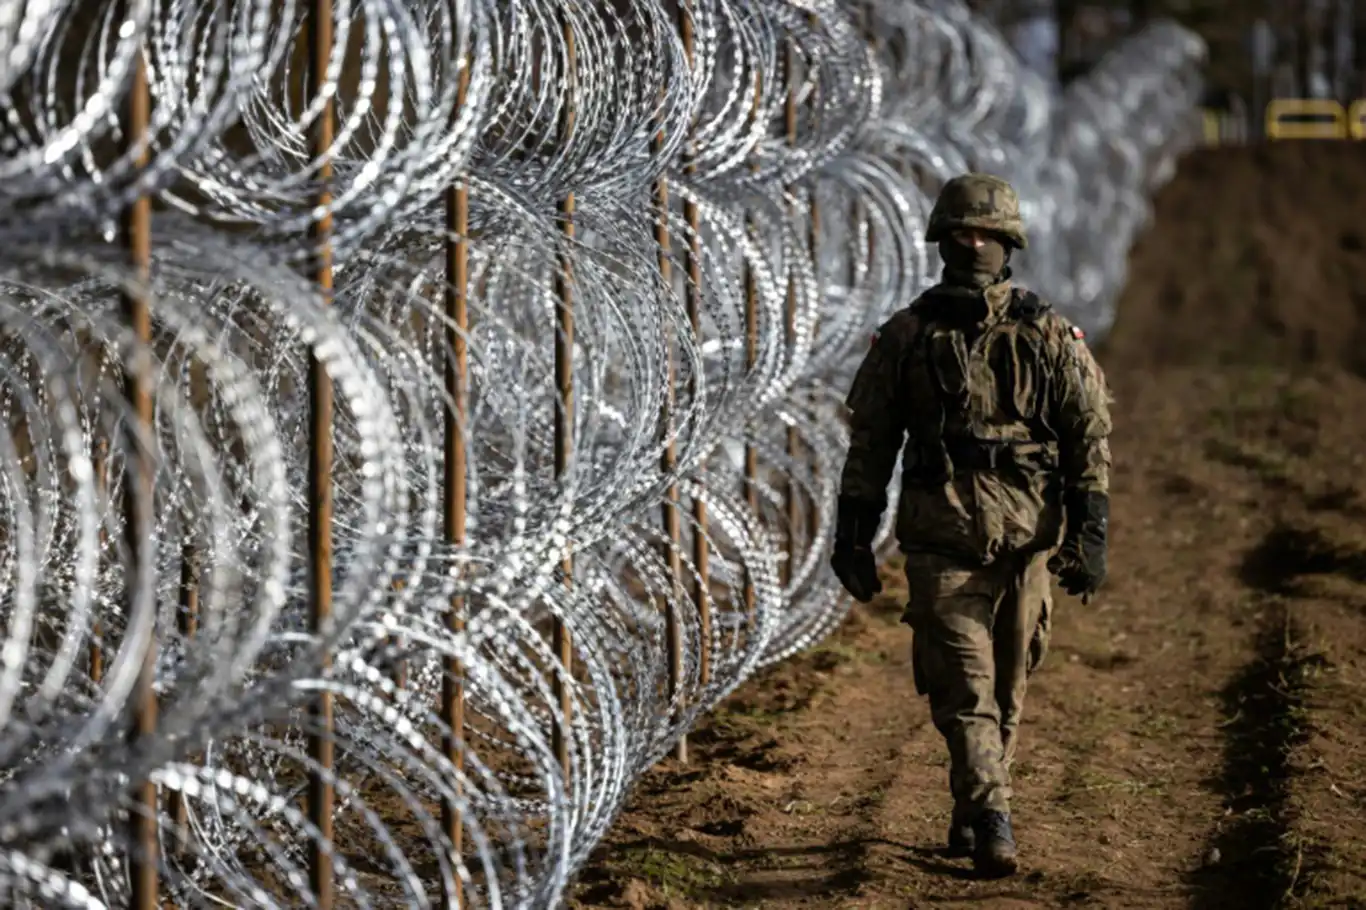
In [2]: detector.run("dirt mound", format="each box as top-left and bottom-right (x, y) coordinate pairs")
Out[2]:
(1104, 141), (1366, 375)
(569, 142), (1366, 910)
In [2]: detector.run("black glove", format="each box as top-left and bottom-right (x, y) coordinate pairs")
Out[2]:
(831, 495), (884, 602)
(1048, 489), (1108, 599)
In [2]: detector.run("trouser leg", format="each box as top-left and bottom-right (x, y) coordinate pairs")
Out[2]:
(906, 560), (1011, 818)
(997, 552), (1051, 773)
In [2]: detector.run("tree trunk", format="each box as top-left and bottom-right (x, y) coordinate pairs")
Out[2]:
(1130, 0), (1154, 29)
(1056, 0), (1079, 81)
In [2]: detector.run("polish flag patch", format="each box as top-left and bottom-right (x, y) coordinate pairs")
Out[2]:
(1070, 325), (1085, 340)
(870, 332), (880, 348)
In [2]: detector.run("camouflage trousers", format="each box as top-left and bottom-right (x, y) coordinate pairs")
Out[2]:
(901, 550), (1053, 821)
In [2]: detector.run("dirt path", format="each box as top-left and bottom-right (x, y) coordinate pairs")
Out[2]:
(569, 143), (1366, 910)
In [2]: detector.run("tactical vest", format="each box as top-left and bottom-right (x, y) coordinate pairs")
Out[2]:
(900, 287), (1060, 484)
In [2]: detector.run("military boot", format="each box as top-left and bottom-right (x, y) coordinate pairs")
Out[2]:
(971, 810), (1018, 877)
(946, 820), (975, 857)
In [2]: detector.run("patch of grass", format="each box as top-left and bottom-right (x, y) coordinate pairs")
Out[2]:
(1063, 769), (1170, 800)
(1190, 603), (1329, 910)
(1133, 707), (1180, 738)
(808, 641), (862, 666)
(612, 845), (734, 899)
(1053, 696), (1142, 804)
(808, 640), (888, 670)
(1205, 368), (1316, 429)
(780, 798), (820, 816)
(1205, 437), (1294, 485)
(858, 785), (889, 810)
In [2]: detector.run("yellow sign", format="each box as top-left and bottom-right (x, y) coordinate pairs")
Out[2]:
(1265, 99), (1347, 139)
(1201, 108), (1221, 145)
(1350, 99), (1366, 139)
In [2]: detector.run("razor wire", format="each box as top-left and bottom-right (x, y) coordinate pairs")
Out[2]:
(0, 0), (1205, 906)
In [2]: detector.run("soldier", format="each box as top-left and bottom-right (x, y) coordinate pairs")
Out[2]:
(830, 173), (1111, 877)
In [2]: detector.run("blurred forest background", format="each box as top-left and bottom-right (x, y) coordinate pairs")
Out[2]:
(967, 0), (1366, 135)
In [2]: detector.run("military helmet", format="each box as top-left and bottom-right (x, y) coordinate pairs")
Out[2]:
(925, 173), (1027, 249)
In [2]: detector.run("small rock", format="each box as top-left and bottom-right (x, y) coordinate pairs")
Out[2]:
(1205, 847), (1221, 866)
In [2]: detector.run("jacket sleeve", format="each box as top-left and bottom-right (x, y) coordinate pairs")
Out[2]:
(1046, 319), (1113, 495)
(838, 317), (911, 511)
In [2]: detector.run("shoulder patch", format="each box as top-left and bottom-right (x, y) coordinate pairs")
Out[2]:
(870, 331), (879, 349)
(1070, 325), (1085, 340)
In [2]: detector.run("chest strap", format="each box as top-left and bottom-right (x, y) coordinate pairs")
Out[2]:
(943, 437), (1058, 473)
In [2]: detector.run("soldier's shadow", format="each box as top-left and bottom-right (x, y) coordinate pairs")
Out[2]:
(896, 845), (985, 881)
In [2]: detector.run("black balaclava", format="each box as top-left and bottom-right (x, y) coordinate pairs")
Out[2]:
(938, 236), (1010, 289)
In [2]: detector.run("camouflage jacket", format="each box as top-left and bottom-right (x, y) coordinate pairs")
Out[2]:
(839, 279), (1112, 565)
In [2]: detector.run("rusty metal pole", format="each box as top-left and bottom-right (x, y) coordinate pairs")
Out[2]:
(388, 579), (408, 689)
(122, 46), (160, 910)
(306, 0), (337, 902)
(550, 19), (577, 779)
(652, 150), (686, 762)
(393, 638), (408, 689)
(439, 54), (472, 910)
(741, 73), (762, 626)
(805, 189), (821, 558)
(1056, 0), (1079, 82)
(678, 2), (711, 689)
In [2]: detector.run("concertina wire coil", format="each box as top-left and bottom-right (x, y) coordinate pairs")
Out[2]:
(0, 0), (1204, 906)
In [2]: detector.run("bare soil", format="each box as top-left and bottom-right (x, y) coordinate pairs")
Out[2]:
(567, 142), (1366, 909)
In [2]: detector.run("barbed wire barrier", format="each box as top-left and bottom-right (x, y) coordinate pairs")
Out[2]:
(0, 0), (1204, 906)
